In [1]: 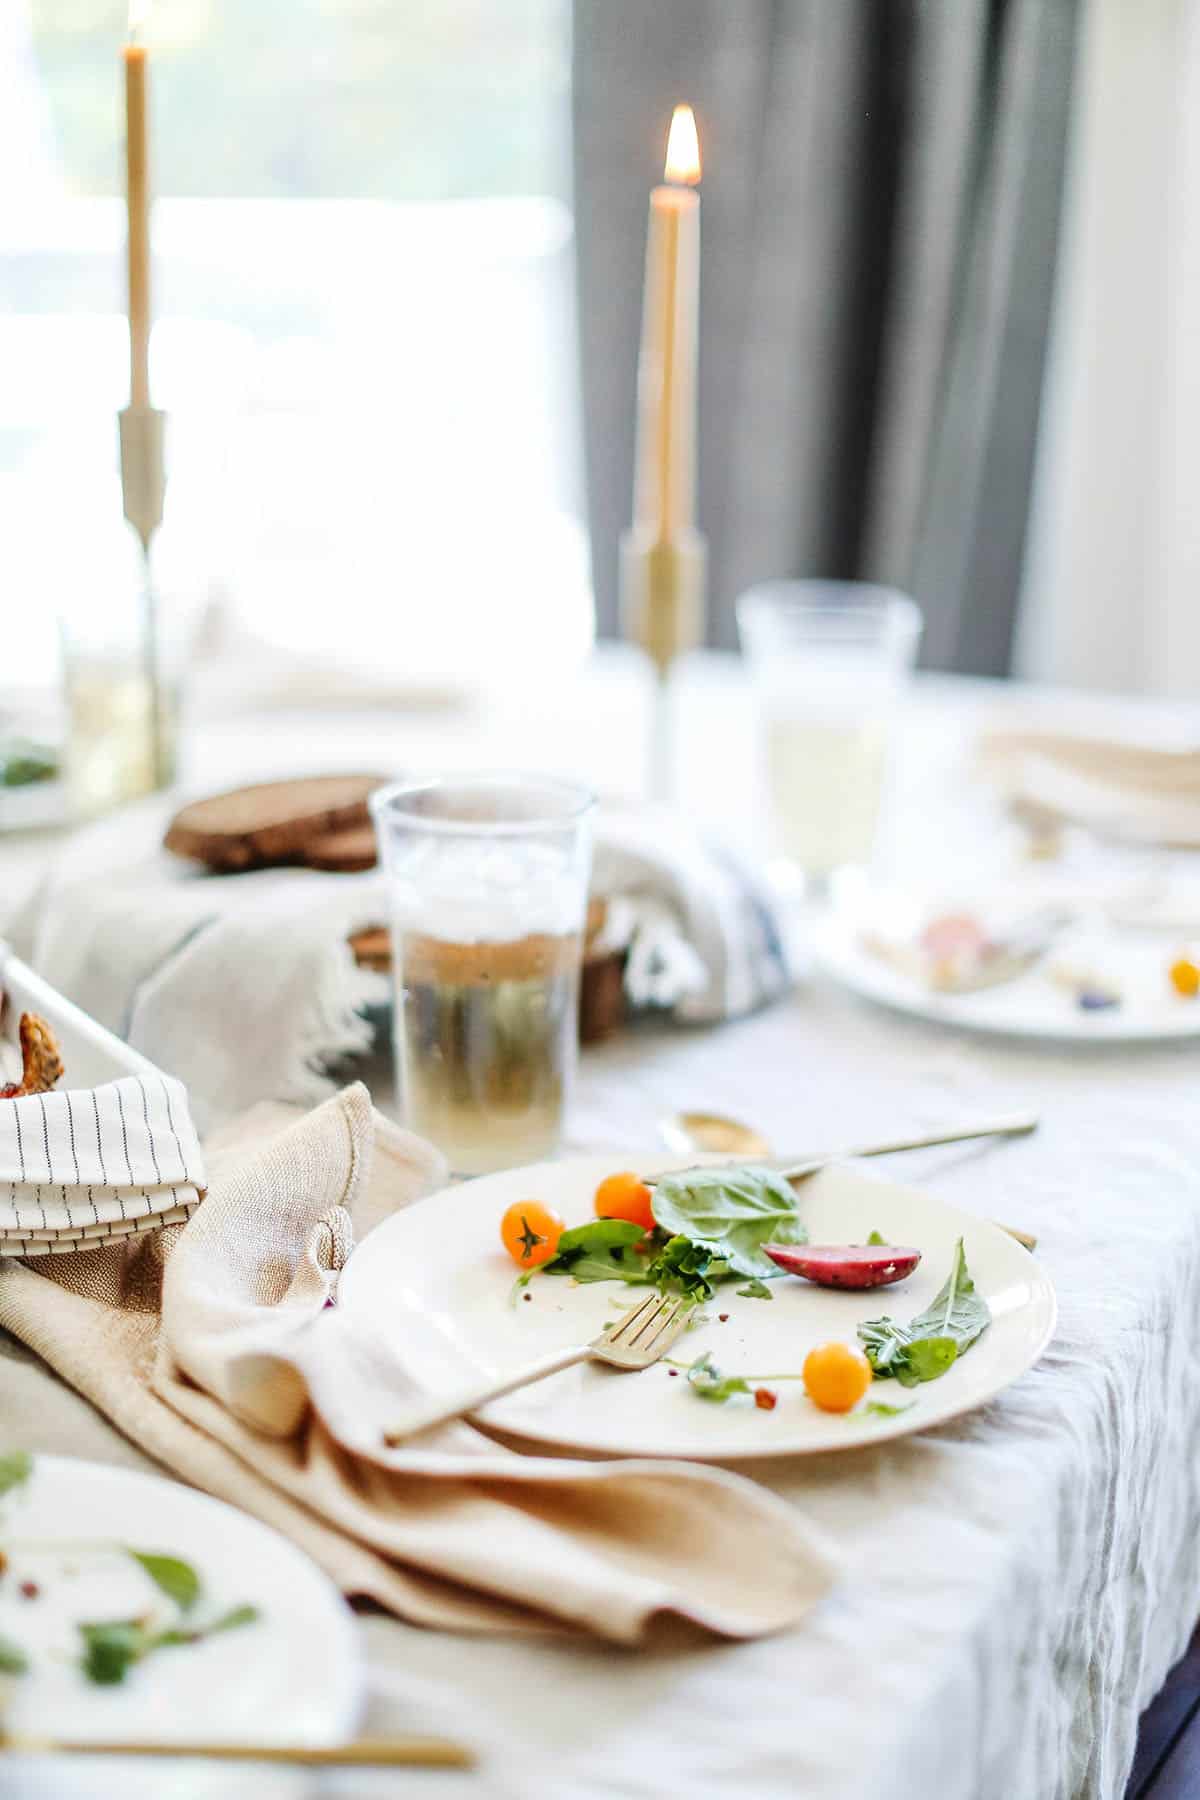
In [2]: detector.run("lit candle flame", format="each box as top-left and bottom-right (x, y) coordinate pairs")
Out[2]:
(127, 0), (150, 43)
(664, 104), (701, 186)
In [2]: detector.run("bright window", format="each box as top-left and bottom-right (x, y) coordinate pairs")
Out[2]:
(3, 1), (590, 700)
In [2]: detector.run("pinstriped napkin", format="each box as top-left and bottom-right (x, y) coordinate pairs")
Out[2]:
(0, 1075), (206, 1256)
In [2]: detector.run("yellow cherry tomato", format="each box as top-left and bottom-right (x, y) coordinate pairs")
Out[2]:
(802, 1341), (873, 1414)
(500, 1199), (564, 1269)
(1170, 956), (1200, 999)
(594, 1170), (656, 1234)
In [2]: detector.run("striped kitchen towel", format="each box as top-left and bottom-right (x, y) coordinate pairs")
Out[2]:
(0, 1074), (206, 1256)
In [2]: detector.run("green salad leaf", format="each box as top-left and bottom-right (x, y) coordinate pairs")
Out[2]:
(541, 1219), (652, 1284)
(79, 1619), (145, 1686)
(735, 1278), (774, 1300)
(0, 1633), (28, 1674)
(0, 1451), (32, 1499)
(649, 1165), (806, 1280)
(646, 1234), (730, 1300)
(861, 1399), (916, 1419)
(858, 1239), (990, 1386)
(153, 1603), (260, 1647)
(78, 1603), (259, 1685)
(128, 1551), (200, 1613)
(685, 1352), (752, 1404)
(866, 1230), (886, 1246)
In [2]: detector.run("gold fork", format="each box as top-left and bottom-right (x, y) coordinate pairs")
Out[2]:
(381, 1291), (692, 1447)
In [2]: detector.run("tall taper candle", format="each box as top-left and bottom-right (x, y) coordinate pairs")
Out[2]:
(123, 5), (151, 411)
(621, 104), (706, 685)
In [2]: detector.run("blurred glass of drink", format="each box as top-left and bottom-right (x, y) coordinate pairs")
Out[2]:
(737, 583), (922, 889)
(370, 775), (594, 1176)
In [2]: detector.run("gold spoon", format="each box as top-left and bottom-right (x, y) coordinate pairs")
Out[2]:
(658, 1109), (1039, 1251)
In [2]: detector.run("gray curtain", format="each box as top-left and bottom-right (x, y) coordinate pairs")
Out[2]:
(572, 0), (1080, 673)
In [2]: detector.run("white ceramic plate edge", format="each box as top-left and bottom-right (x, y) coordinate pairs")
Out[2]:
(341, 1154), (1058, 1462)
(811, 912), (1200, 1045)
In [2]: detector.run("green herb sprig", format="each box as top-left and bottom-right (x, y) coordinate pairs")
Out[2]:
(857, 1238), (990, 1387)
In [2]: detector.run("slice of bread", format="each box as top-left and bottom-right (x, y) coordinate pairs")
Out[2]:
(164, 774), (388, 871)
(303, 825), (379, 873)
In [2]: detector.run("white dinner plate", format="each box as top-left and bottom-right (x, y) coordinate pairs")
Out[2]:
(0, 1456), (362, 1745)
(812, 909), (1200, 1044)
(339, 1154), (1056, 1460)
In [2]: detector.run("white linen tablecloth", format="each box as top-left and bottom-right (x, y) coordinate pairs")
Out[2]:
(3, 654), (1199, 1800)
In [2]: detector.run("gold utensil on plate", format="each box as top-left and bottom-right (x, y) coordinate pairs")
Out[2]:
(4, 1735), (474, 1768)
(381, 1290), (693, 1447)
(658, 1110), (1039, 1252)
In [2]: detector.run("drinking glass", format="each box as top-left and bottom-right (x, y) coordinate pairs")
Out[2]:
(370, 774), (595, 1175)
(737, 582), (922, 890)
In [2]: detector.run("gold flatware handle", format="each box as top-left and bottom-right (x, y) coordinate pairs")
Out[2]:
(782, 1111), (1040, 1174)
(7, 1735), (474, 1768)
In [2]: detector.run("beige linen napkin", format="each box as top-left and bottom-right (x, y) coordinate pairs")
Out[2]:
(979, 726), (1200, 846)
(0, 1083), (835, 1643)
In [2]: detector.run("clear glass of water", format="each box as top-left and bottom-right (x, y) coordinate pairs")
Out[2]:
(370, 774), (595, 1176)
(737, 582), (922, 891)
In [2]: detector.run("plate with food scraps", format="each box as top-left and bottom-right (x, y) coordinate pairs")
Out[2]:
(338, 1154), (1056, 1459)
(811, 893), (1200, 1044)
(0, 1454), (361, 1746)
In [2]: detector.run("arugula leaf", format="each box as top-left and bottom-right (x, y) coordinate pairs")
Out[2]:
(128, 1551), (200, 1613)
(0, 1633), (28, 1674)
(735, 1278), (774, 1300)
(685, 1353), (752, 1404)
(645, 1234), (730, 1301)
(540, 1219), (652, 1285)
(0, 1451), (32, 1498)
(858, 1239), (990, 1385)
(650, 1165), (806, 1279)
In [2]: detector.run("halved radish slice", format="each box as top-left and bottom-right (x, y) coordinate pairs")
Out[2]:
(763, 1243), (921, 1289)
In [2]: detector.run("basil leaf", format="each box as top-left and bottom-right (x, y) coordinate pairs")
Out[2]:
(858, 1240), (989, 1385)
(650, 1165), (806, 1279)
(540, 1219), (652, 1285)
(685, 1353), (752, 1404)
(735, 1278), (774, 1300)
(0, 1451), (32, 1498)
(0, 1633), (28, 1674)
(128, 1551), (201, 1613)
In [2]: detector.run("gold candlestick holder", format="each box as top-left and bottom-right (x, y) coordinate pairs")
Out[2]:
(620, 525), (707, 803)
(118, 404), (173, 791)
(60, 407), (173, 818)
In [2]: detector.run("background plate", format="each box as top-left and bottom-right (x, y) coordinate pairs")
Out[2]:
(339, 1154), (1056, 1460)
(812, 909), (1200, 1044)
(0, 1456), (362, 1746)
